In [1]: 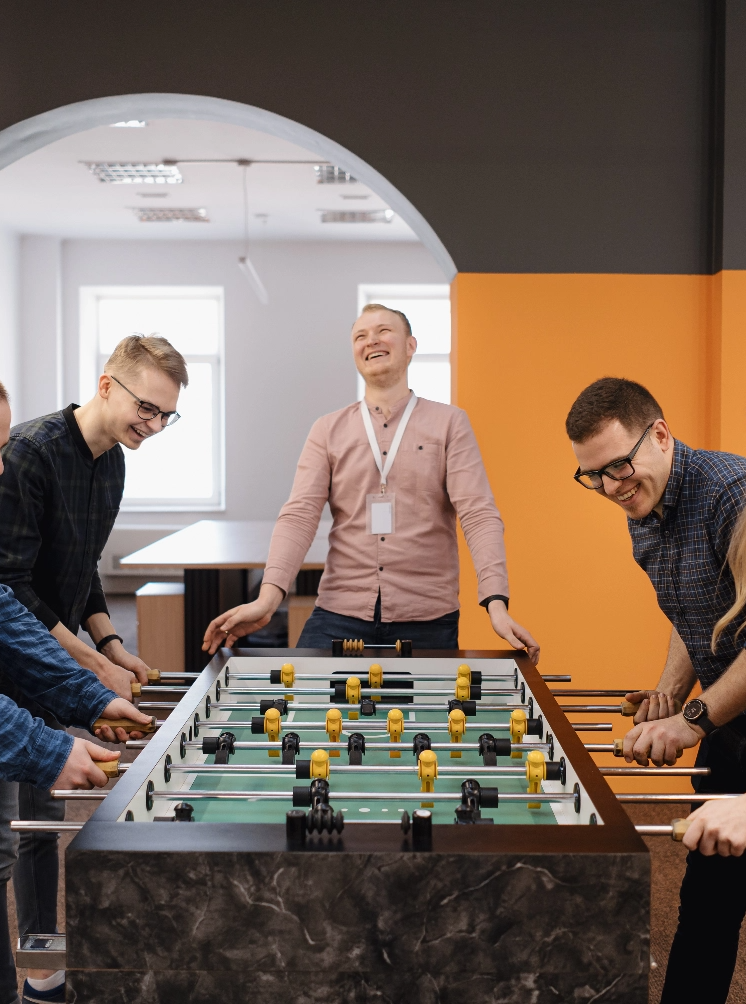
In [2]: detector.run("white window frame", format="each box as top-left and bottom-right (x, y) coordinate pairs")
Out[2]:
(356, 283), (451, 402)
(79, 285), (226, 512)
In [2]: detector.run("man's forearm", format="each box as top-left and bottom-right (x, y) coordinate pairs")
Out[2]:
(656, 627), (698, 702)
(699, 649), (746, 727)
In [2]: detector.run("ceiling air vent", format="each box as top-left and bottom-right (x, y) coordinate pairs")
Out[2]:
(314, 165), (357, 184)
(84, 162), (183, 184)
(131, 207), (209, 222)
(320, 209), (394, 223)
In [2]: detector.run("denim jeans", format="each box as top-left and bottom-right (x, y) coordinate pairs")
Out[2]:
(0, 780), (63, 1004)
(297, 597), (460, 650)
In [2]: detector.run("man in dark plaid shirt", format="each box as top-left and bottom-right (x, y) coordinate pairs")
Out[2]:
(567, 377), (746, 1004)
(0, 337), (187, 1004)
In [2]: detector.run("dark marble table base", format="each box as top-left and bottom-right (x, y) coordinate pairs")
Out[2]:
(67, 968), (647, 1004)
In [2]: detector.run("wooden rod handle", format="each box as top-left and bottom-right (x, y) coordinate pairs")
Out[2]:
(671, 818), (691, 841)
(620, 698), (683, 717)
(92, 717), (157, 734)
(94, 757), (121, 779)
(146, 669), (161, 682)
(131, 682), (141, 697)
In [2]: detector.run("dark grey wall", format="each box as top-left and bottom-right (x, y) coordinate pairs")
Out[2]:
(1, 0), (742, 274)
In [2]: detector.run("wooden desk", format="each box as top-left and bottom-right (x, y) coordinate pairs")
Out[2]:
(121, 520), (329, 670)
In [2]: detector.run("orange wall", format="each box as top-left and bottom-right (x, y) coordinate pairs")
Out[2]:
(451, 272), (746, 791)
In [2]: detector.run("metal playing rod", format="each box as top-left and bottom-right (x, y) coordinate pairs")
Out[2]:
(182, 740), (553, 752)
(51, 791), (108, 800)
(198, 718), (611, 732)
(619, 793), (736, 802)
(550, 690), (631, 697)
(166, 764), (531, 776)
(151, 789), (577, 803)
(635, 821), (691, 839)
(228, 673), (521, 683)
(139, 686), (191, 693)
(601, 767), (710, 776)
(210, 702), (532, 712)
(223, 687), (523, 697)
(10, 821), (84, 832)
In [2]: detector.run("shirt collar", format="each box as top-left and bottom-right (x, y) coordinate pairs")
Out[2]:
(659, 439), (692, 512)
(367, 390), (414, 421)
(62, 404), (94, 463)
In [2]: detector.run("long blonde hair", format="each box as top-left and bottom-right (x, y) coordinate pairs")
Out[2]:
(713, 507), (746, 650)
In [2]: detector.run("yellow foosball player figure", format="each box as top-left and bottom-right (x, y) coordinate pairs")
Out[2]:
(418, 749), (438, 808)
(203, 304), (540, 660)
(387, 709), (404, 758)
(325, 709), (343, 756)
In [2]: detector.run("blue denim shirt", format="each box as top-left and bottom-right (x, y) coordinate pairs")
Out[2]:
(629, 440), (746, 690)
(0, 583), (116, 788)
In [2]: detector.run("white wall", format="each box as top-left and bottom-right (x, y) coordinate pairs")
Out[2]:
(0, 230), (20, 407)
(51, 239), (446, 587)
(21, 236), (62, 421)
(61, 239), (446, 520)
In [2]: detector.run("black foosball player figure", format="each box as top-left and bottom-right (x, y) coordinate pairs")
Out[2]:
(0, 346), (187, 1004)
(566, 377), (746, 1004)
(203, 303), (539, 659)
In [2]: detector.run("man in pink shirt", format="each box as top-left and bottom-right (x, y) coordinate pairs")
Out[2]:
(203, 304), (539, 660)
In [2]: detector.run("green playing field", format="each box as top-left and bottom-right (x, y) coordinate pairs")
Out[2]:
(187, 704), (558, 826)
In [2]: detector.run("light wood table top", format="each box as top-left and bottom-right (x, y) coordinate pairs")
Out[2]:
(119, 519), (330, 570)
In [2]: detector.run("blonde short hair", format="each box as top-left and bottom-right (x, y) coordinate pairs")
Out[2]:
(0, 381), (8, 404)
(360, 303), (412, 338)
(105, 334), (188, 389)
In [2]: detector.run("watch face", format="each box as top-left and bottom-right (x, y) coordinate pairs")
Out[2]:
(684, 699), (704, 722)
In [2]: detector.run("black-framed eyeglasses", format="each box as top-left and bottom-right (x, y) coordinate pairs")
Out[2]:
(109, 374), (181, 427)
(573, 424), (653, 490)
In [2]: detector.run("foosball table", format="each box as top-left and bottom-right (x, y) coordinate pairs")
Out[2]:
(38, 647), (668, 1003)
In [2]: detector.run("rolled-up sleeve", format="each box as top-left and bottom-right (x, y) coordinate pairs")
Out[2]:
(0, 696), (73, 788)
(446, 410), (509, 602)
(262, 417), (331, 596)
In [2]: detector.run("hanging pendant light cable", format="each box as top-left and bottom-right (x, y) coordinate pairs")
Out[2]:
(237, 163), (269, 305)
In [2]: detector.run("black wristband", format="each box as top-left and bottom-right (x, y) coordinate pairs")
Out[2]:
(480, 594), (509, 612)
(96, 633), (123, 653)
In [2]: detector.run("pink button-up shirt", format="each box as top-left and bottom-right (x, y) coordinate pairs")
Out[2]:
(262, 394), (509, 622)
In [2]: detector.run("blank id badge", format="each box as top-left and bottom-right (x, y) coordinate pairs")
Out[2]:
(367, 492), (396, 534)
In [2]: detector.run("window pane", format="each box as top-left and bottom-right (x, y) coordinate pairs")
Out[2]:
(408, 358), (451, 404)
(369, 297), (451, 354)
(98, 297), (219, 355)
(122, 362), (214, 500)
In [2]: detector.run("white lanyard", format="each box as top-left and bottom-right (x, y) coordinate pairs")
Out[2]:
(360, 393), (418, 491)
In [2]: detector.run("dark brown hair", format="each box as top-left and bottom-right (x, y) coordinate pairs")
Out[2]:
(566, 377), (664, 443)
(0, 381), (8, 404)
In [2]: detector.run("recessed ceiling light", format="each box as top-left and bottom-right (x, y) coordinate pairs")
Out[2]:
(314, 165), (357, 184)
(320, 209), (394, 223)
(137, 192), (169, 198)
(340, 195), (370, 200)
(131, 207), (208, 222)
(84, 162), (183, 184)
(110, 120), (148, 128)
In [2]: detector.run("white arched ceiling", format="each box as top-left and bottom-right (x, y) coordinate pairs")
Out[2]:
(0, 92), (456, 281)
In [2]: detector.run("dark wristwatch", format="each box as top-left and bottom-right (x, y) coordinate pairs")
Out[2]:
(682, 698), (719, 737)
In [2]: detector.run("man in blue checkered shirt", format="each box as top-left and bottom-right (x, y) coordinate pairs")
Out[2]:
(567, 377), (746, 1004)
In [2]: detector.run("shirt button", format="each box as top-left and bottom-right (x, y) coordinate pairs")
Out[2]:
(383, 423), (388, 428)
(380, 537), (385, 541)
(383, 450), (387, 455)
(379, 566), (383, 571)
(418, 445), (423, 450)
